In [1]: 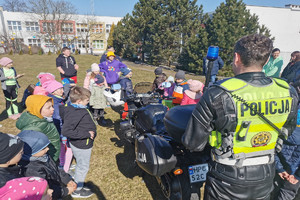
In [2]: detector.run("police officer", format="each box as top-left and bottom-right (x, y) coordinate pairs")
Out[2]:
(182, 34), (298, 200)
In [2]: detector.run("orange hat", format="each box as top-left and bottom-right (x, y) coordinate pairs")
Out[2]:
(25, 95), (53, 119)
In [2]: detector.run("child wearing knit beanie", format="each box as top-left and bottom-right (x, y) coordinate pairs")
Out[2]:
(16, 95), (61, 162)
(18, 130), (77, 199)
(152, 67), (167, 95)
(0, 132), (24, 189)
(180, 79), (204, 105)
(0, 177), (52, 200)
(43, 80), (71, 170)
(90, 74), (108, 125)
(83, 63), (108, 90)
(0, 57), (25, 120)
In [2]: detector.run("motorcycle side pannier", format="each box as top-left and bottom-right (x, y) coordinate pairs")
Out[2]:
(135, 134), (177, 176)
(134, 104), (168, 134)
(164, 105), (195, 143)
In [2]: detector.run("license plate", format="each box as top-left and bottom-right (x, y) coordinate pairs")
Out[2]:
(188, 163), (209, 183)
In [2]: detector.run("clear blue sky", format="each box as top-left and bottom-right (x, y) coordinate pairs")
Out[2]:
(70, 0), (299, 17)
(0, 0), (299, 17)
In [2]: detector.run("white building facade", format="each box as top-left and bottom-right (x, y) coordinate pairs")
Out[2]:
(0, 7), (122, 55)
(247, 4), (300, 67)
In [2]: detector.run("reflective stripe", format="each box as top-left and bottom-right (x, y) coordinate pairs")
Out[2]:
(209, 78), (291, 160)
(212, 153), (272, 166)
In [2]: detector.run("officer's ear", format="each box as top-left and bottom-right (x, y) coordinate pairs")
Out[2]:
(234, 52), (242, 67)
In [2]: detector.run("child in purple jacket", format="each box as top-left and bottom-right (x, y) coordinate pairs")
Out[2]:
(99, 52), (127, 85)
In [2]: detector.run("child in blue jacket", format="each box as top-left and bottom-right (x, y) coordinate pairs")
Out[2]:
(274, 105), (300, 200)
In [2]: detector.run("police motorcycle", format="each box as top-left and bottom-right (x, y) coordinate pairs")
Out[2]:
(120, 82), (170, 144)
(121, 47), (219, 200)
(120, 83), (210, 199)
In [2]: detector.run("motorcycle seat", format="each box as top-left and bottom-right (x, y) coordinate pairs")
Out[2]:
(164, 104), (196, 143)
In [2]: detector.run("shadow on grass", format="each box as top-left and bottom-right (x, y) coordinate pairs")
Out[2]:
(112, 119), (167, 200)
(63, 181), (106, 200)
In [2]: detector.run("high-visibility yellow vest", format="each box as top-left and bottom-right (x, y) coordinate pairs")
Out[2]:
(209, 78), (292, 159)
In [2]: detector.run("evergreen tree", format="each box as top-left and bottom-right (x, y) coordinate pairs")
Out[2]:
(113, 14), (139, 60)
(107, 23), (115, 47)
(207, 0), (273, 74)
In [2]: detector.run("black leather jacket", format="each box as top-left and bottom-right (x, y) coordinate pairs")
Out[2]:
(182, 72), (299, 152)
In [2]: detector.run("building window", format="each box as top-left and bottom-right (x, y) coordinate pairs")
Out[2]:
(106, 24), (111, 33)
(92, 40), (104, 49)
(7, 21), (22, 31)
(28, 38), (41, 47)
(91, 24), (103, 33)
(61, 23), (73, 33)
(25, 22), (39, 32)
(76, 23), (88, 33)
(44, 39), (54, 48)
(77, 39), (89, 48)
(42, 22), (55, 32)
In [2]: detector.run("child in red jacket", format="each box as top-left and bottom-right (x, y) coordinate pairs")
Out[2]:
(181, 79), (204, 105)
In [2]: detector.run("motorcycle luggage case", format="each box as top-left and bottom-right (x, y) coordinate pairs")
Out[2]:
(164, 105), (195, 143)
(135, 134), (177, 176)
(134, 104), (168, 134)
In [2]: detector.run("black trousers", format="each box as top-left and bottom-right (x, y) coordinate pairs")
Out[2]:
(204, 161), (275, 200)
(93, 108), (104, 119)
(3, 85), (18, 114)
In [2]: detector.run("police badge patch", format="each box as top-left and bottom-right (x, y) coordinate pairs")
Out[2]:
(251, 132), (272, 147)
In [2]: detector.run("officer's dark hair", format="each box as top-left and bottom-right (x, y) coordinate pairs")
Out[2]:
(62, 47), (70, 52)
(234, 34), (273, 68)
(291, 51), (300, 57)
(272, 48), (280, 53)
(107, 46), (114, 50)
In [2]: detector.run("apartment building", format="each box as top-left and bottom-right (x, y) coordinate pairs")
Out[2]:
(0, 6), (122, 54)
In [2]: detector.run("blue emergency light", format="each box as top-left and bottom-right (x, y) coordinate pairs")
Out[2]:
(207, 46), (219, 61)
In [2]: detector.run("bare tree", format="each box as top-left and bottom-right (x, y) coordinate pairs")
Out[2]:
(3, 0), (28, 12)
(26, 0), (77, 52)
(73, 14), (97, 54)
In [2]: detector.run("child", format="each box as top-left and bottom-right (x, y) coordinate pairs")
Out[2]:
(90, 74), (108, 125)
(43, 80), (64, 133)
(43, 79), (71, 170)
(273, 104), (300, 200)
(0, 177), (53, 200)
(0, 57), (24, 120)
(99, 52), (127, 85)
(180, 79), (204, 105)
(60, 86), (97, 198)
(103, 83), (124, 107)
(172, 70), (189, 105)
(16, 95), (61, 163)
(152, 67), (167, 95)
(163, 76), (175, 97)
(0, 132), (24, 188)
(120, 68), (135, 118)
(18, 130), (77, 199)
(84, 63), (108, 90)
(62, 77), (76, 103)
(33, 72), (56, 96)
(21, 84), (35, 108)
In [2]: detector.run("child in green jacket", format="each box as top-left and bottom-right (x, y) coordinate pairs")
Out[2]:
(16, 95), (61, 162)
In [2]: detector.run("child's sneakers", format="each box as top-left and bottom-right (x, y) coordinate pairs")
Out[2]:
(71, 188), (94, 198)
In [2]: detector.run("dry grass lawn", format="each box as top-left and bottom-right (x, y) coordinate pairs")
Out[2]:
(0, 54), (206, 200)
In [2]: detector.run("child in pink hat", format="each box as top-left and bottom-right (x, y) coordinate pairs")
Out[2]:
(0, 177), (52, 200)
(181, 79), (204, 105)
(0, 57), (24, 120)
